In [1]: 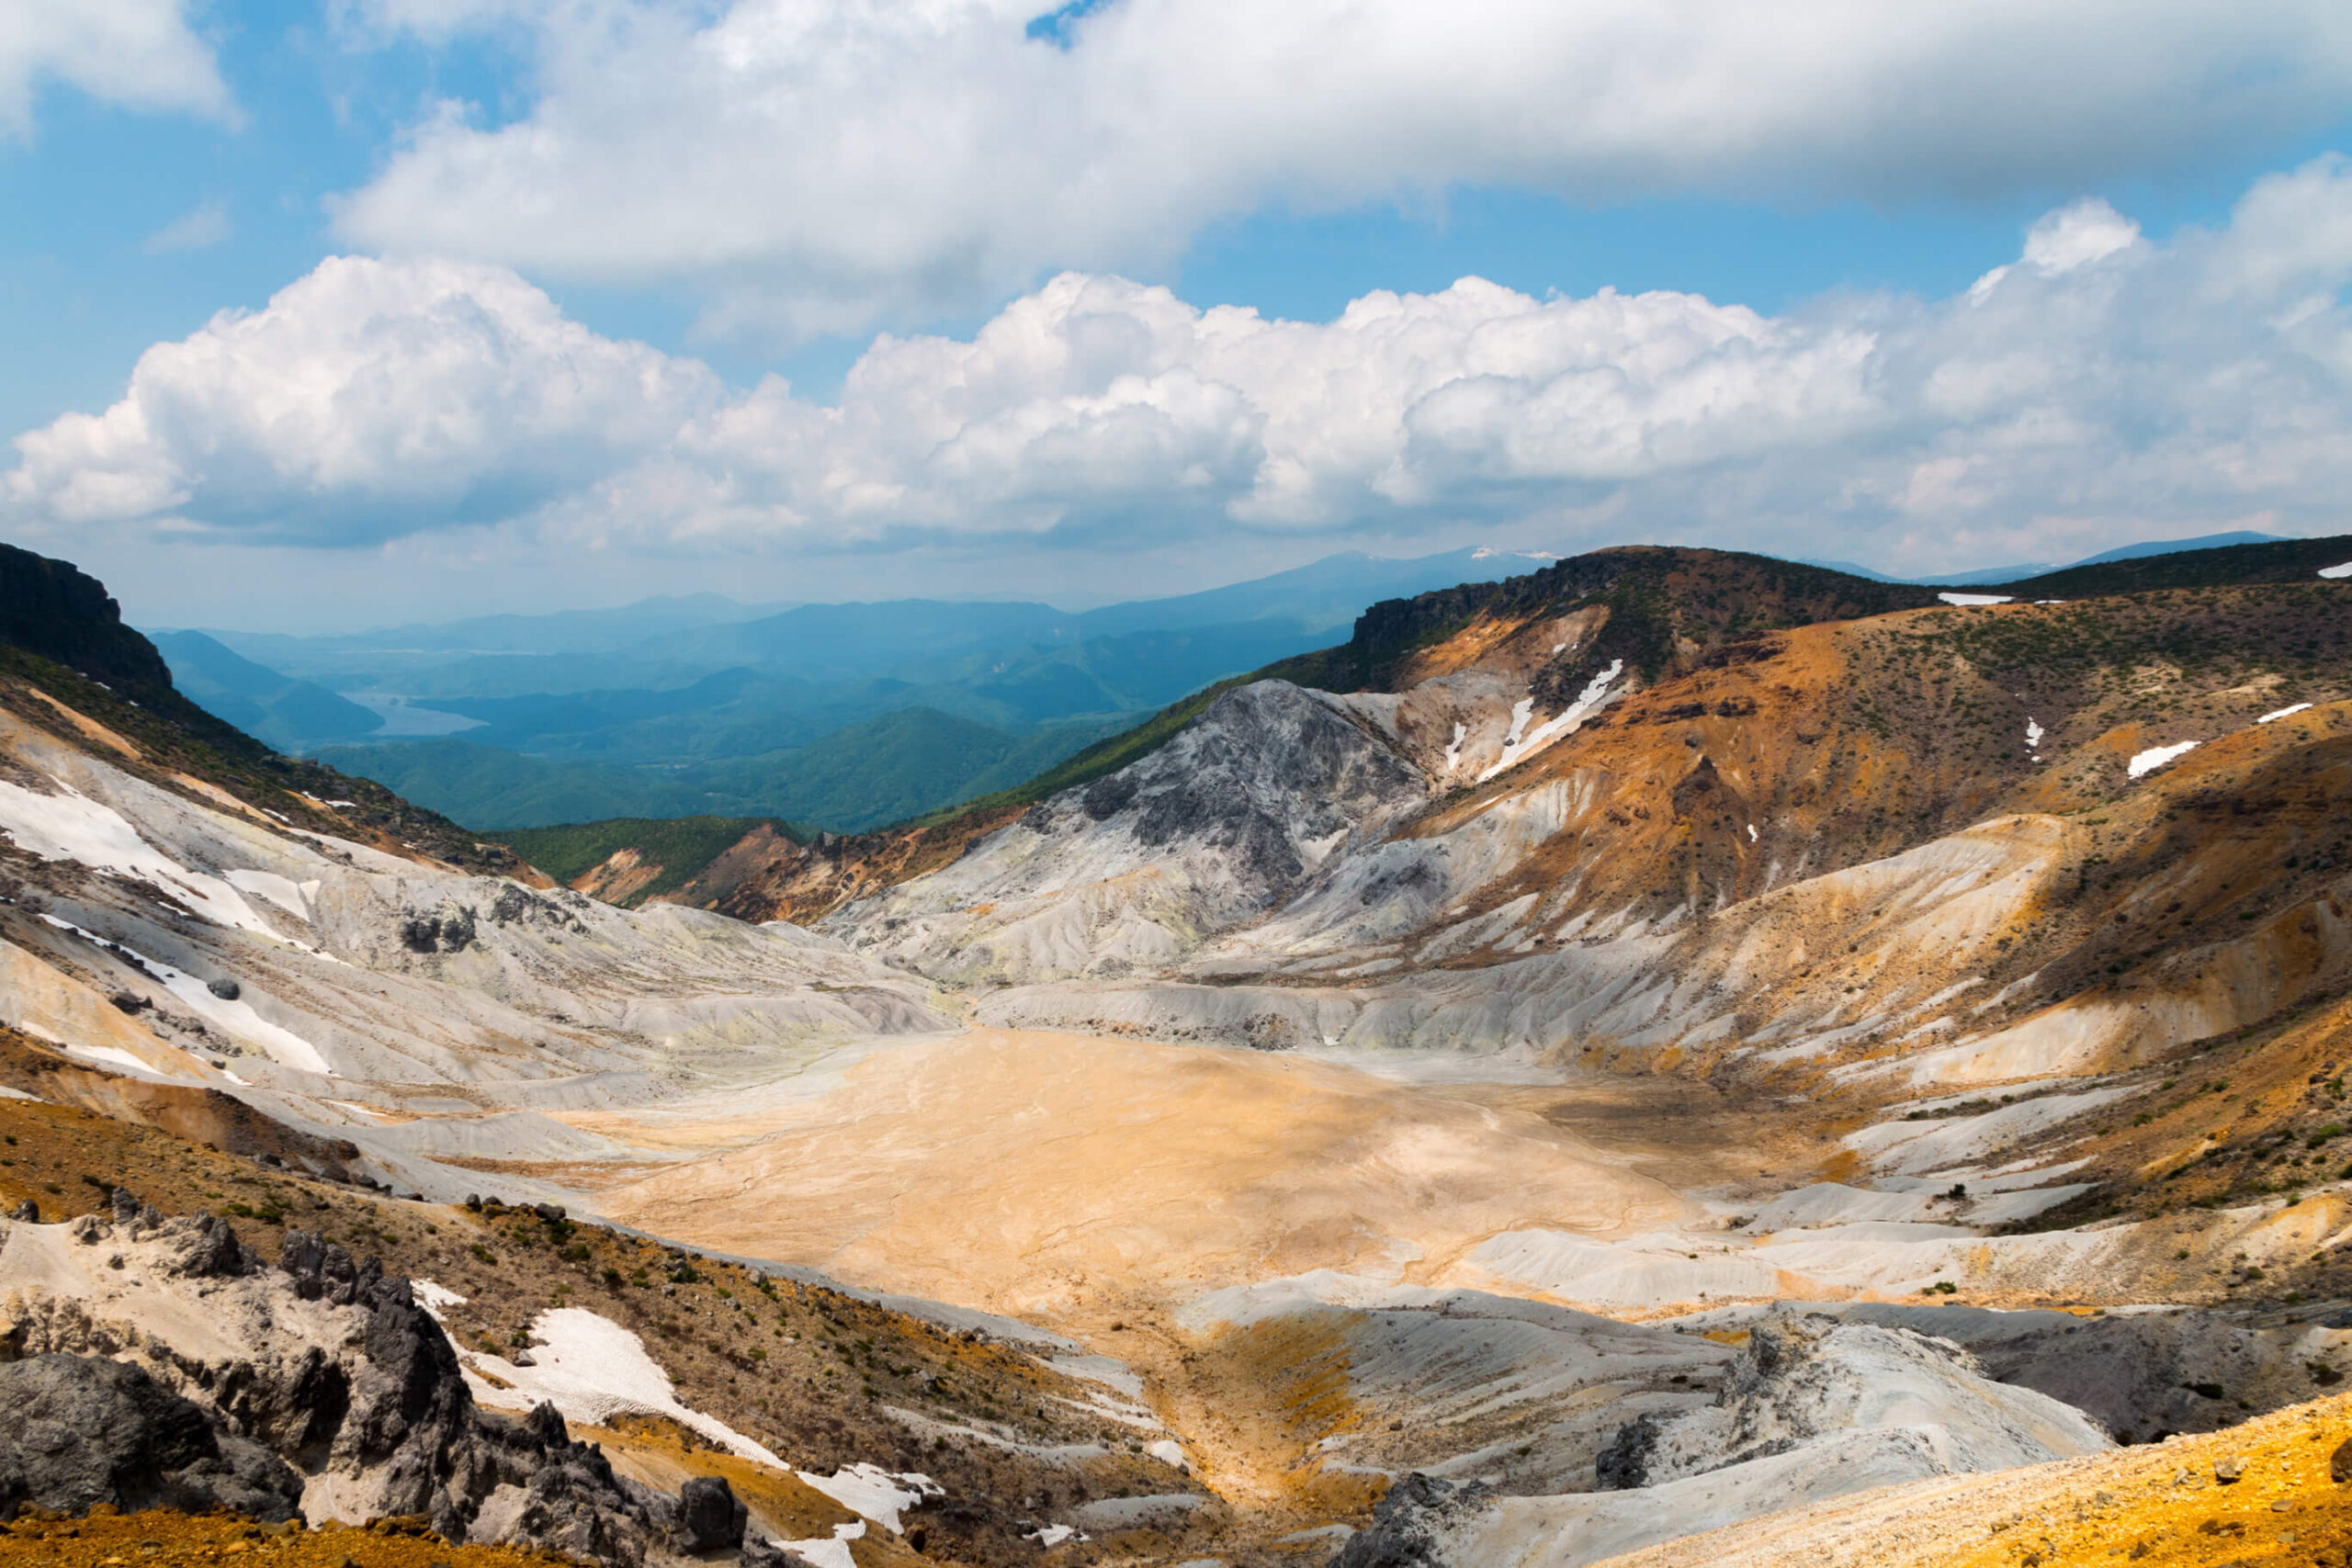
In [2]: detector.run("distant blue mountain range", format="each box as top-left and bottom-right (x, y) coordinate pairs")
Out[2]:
(148, 546), (1554, 830)
(145, 533), (2291, 832)
(1801, 530), (2288, 586)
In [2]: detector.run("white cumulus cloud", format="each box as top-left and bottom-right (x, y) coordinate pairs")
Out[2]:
(13, 157), (2352, 577)
(330, 0), (2352, 335)
(5, 254), (720, 542)
(0, 0), (234, 137)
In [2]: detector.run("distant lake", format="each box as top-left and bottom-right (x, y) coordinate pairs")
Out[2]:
(339, 692), (486, 737)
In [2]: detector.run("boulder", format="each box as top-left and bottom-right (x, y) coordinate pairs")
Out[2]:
(1329, 1474), (1494, 1568)
(676, 1475), (747, 1551)
(0, 1354), (303, 1523)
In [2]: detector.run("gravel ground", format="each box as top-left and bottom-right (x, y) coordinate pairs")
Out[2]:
(0, 1508), (546, 1568)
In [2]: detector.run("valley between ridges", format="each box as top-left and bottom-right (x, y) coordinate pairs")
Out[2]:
(6, 538), (2352, 1565)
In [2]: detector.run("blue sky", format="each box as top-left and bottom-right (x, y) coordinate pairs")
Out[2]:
(6, 1), (2352, 628)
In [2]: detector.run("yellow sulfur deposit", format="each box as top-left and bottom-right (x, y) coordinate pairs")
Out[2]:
(1598, 1393), (2352, 1568)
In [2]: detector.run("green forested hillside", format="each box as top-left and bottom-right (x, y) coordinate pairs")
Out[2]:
(500, 815), (799, 891)
(317, 705), (1127, 830)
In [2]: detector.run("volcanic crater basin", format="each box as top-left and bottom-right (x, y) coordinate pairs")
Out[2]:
(564, 1026), (1804, 1324)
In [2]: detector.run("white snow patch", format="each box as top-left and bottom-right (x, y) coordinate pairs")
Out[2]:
(37, 914), (334, 1076)
(461, 1306), (788, 1470)
(1477, 659), (1623, 783)
(1747, 823), (1758, 843)
(2127, 740), (2199, 779)
(1148, 1439), (1187, 1470)
(2024, 718), (2043, 750)
(1442, 722), (1466, 773)
(224, 869), (318, 920)
(413, 1278), (468, 1314)
(773, 1523), (865, 1568)
(64, 1043), (156, 1076)
(2258, 703), (2312, 724)
(0, 780), (277, 935)
(1938, 592), (2012, 606)
(1028, 1525), (1080, 1548)
(797, 1464), (943, 1532)
(2318, 561), (2352, 579)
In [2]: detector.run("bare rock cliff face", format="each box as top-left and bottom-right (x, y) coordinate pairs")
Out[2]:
(828, 681), (1425, 986)
(0, 1352), (305, 1521)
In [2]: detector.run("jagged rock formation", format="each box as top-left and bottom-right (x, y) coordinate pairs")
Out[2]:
(0, 1353), (305, 1522)
(1330, 1473), (1496, 1568)
(1763, 1300), (2352, 1447)
(0, 1201), (743, 1562)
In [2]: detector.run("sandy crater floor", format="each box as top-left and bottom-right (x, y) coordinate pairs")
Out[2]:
(562, 1027), (1790, 1324)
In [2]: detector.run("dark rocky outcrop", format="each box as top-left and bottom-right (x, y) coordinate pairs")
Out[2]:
(274, 1229), (687, 1555)
(1328, 1473), (1493, 1568)
(1055, 681), (1422, 910)
(1962, 1309), (2314, 1444)
(0, 543), (187, 712)
(400, 903), (480, 954)
(0, 1354), (304, 1523)
(0, 1213), (743, 1563)
(279, 1228), (368, 1304)
(1284, 547), (1948, 694)
(1593, 1411), (1659, 1491)
(171, 1211), (261, 1279)
(677, 1474), (749, 1551)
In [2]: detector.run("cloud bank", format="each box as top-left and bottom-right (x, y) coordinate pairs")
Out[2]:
(12, 159), (2352, 576)
(333, 0), (2352, 334)
(0, 0), (232, 137)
